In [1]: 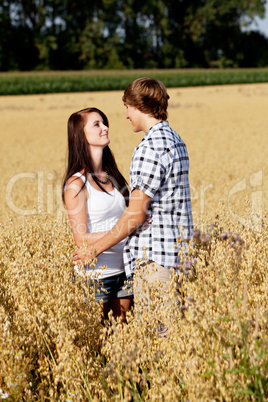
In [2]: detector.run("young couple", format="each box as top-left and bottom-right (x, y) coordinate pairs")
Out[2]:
(63, 77), (193, 330)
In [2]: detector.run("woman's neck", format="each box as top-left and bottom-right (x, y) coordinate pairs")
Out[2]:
(89, 147), (103, 173)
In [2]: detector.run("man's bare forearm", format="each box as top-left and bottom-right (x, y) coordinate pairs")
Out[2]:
(74, 231), (109, 248)
(72, 189), (151, 263)
(93, 210), (144, 255)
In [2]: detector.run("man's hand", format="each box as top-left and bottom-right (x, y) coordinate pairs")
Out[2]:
(72, 244), (98, 265)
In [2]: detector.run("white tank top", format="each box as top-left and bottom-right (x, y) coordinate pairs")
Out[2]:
(72, 173), (126, 279)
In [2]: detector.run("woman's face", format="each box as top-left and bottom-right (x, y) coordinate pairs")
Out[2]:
(83, 112), (110, 149)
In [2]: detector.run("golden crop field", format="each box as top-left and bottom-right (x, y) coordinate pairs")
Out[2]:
(1, 83), (267, 225)
(0, 84), (267, 400)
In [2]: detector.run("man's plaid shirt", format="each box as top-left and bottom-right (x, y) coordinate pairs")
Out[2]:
(123, 121), (193, 278)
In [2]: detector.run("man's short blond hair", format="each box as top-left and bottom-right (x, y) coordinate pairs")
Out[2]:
(122, 77), (170, 120)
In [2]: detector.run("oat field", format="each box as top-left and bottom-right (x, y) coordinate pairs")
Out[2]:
(0, 84), (268, 400)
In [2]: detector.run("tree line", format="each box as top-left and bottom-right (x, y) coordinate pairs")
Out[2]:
(1, 0), (268, 71)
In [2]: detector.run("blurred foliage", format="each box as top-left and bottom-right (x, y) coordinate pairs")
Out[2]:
(0, 0), (267, 71)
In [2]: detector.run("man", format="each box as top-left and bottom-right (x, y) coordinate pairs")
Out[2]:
(73, 77), (193, 333)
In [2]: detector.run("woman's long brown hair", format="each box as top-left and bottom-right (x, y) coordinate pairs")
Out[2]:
(62, 107), (129, 205)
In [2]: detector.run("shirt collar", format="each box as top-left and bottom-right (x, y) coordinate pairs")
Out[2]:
(144, 120), (169, 140)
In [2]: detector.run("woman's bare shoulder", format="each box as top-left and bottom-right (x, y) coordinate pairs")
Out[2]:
(65, 172), (89, 202)
(66, 171), (86, 187)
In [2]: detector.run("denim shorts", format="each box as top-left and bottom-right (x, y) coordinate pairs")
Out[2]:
(87, 272), (133, 304)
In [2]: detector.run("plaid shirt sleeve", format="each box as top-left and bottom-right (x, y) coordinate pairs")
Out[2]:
(130, 146), (164, 198)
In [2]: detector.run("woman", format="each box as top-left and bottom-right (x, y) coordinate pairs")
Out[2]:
(62, 107), (133, 321)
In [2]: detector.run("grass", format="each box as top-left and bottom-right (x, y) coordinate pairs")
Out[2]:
(0, 211), (267, 400)
(0, 68), (268, 95)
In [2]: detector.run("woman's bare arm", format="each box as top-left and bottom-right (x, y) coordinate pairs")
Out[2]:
(64, 177), (108, 247)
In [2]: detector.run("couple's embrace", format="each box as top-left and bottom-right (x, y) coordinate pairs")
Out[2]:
(62, 77), (193, 336)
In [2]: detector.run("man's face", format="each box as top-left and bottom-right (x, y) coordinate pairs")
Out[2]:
(124, 103), (144, 132)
